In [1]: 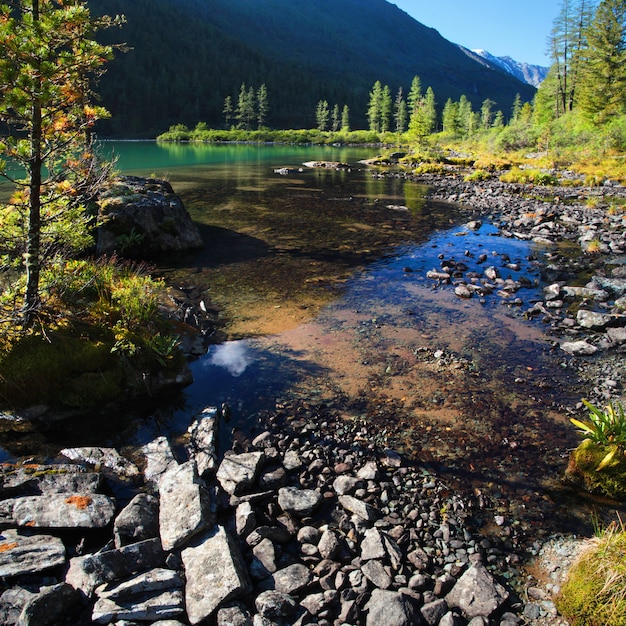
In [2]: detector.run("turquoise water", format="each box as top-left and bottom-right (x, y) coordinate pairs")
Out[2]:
(98, 140), (376, 175)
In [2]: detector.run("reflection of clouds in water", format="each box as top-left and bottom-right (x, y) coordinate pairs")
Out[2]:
(208, 341), (251, 377)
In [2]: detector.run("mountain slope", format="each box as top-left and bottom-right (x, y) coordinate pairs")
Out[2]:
(89, 0), (536, 136)
(461, 47), (549, 87)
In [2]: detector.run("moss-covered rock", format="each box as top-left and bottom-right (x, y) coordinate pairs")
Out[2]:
(565, 439), (626, 500)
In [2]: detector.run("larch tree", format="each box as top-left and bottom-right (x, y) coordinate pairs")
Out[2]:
(577, 0), (626, 121)
(0, 0), (122, 327)
(547, 0), (596, 117)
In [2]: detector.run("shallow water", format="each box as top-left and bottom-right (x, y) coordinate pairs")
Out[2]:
(0, 144), (605, 534)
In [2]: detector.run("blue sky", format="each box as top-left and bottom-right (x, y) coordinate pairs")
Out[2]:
(390, 0), (562, 66)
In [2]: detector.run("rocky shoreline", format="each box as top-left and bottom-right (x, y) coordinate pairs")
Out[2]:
(1, 168), (625, 625)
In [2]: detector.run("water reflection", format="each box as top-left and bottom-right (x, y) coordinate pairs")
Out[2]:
(208, 341), (251, 377)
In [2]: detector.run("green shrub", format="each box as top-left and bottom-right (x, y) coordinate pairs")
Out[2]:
(464, 169), (492, 182)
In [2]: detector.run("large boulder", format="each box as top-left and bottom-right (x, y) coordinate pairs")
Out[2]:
(96, 176), (203, 258)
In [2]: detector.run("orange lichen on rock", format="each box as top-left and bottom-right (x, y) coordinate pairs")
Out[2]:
(0, 542), (18, 552)
(65, 495), (93, 509)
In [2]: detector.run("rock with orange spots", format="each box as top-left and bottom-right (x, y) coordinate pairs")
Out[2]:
(0, 529), (65, 577)
(7, 493), (116, 528)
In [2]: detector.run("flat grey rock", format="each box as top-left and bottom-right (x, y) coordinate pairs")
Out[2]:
(0, 529), (65, 578)
(216, 452), (264, 495)
(159, 461), (212, 551)
(9, 493), (116, 528)
(181, 525), (251, 625)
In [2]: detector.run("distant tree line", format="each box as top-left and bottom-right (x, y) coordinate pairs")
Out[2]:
(162, 0), (625, 146)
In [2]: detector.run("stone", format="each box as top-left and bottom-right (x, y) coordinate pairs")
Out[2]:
(9, 493), (116, 528)
(338, 495), (380, 522)
(454, 284), (472, 299)
(60, 447), (139, 478)
(0, 529), (65, 578)
(235, 501), (257, 538)
(17, 583), (82, 626)
(92, 568), (184, 624)
(216, 452), (265, 495)
(252, 538), (279, 573)
(181, 526), (251, 625)
(217, 602), (253, 626)
(278, 486), (322, 518)
(356, 461), (379, 481)
(318, 529), (341, 560)
(141, 437), (178, 487)
(96, 176), (203, 258)
(258, 466), (287, 490)
(361, 527), (386, 561)
(560, 340), (598, 356)
(114, 493), (159, 548)
(187, 407), (220, 476)
(0, 587), (35, 625)
(159, 461), (212, 551)
(65, 538), (165, 596)
(332, 475), (360, 495)
(283, 450), (303, 471)
(576, 310), (614, 329)
(421, 598), (449, 625)
(254, 590), (297, 619)
(445, 563), (510, 618)
(361, 559), (392, 589)
(365, 589), (416, 626)
(607, 327), (626, 345)
(273, 563), (312, 594)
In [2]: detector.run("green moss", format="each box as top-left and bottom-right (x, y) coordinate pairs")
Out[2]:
(556, 527), (626, 625)
(566, 439), (626, 500)
(0, 331), (121, 409)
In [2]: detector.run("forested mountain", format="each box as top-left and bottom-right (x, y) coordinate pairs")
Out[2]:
(89, 0), (536, 137)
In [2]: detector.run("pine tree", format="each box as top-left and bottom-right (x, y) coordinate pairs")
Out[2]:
(0, 0), (121, 326)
